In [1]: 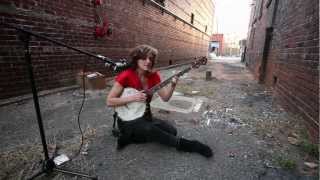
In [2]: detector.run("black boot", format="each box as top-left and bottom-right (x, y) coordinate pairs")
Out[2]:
(117, 135), (131, 150)
(177, 138), (213, 158)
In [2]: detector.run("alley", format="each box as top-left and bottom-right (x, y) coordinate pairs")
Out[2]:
(0, 0), (318, 179)
(0, 57), (317, 180)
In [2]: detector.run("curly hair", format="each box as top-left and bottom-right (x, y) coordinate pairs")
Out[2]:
(129, 44), (158, 70)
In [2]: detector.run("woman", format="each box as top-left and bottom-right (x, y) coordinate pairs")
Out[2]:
(107, 44), (212, 158)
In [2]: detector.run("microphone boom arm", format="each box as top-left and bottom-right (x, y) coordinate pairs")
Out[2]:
(1, 22), (120, 70)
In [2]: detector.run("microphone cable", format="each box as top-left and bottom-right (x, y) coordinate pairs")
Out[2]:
(70, 64), (87, 161)
(69, 59), (129, 160)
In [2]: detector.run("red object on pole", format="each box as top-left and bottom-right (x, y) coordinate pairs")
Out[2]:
(95, 17), (109, 37)
(94, 0), (103, 6)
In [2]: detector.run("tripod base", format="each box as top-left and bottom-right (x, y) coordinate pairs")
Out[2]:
(2, 24), (99, 180)
(27, 159), (98, 180)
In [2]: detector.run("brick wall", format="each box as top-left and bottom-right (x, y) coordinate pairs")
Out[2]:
(0, 0), (214, 99)
(245, 0), (319, 142)
(211, 34), (224, 55)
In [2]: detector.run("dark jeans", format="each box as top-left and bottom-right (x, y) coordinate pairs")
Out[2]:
(117, 116), (178, 147)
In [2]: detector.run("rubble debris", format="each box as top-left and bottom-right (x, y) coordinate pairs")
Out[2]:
(289, 132), (299, 139)
(53, 154), (70, 166)
(264, 160), (277, 169)
(228, 152), (235, 158)
(229, 118), (240, 124)
(287, 137), (299, 145)
(304, 162), (318, 169)
(207, 119), (211, 126)
(173, 91), (184, 96)
(266, 133), (273, 138)
(193, 99), (203, 112)
(191, 90), (199, 94)
(227, 130), (233, 135)
(81, 143), (89, 156)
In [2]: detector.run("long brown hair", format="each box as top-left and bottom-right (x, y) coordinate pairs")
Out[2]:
(129, 44), (158, 70)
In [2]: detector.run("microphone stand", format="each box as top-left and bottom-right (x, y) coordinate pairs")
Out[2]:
(1, 22), (123, 180)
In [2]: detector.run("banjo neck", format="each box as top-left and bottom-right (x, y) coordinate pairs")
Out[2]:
(147, 67), (192, 95)
(145, 56), (207, 95)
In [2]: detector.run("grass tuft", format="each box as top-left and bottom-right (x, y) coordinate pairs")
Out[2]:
(300, 140), (319, 159)
(275, 156), (296, 170)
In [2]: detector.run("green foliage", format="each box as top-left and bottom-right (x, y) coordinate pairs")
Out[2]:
(298, 129), (319, 159)
(276, 156), (296, 170)
(300, 140), (319, 159)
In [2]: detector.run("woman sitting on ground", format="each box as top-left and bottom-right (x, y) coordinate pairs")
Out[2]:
(106, 44), (213, 158)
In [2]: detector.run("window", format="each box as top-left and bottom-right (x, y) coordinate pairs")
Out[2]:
(258, 0), (264, 19)
(250, 28), (255, 49)
(273, 76), (278, 86)
(265, 0), (272, 8)
(191, 13), (194, 24)
(155, 0), (165, 6)
(254, 0), (264, 20)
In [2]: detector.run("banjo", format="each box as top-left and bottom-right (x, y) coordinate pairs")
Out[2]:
(115, 56), (207, 121)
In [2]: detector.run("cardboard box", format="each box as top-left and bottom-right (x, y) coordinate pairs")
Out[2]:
(77, 72), (106, 90)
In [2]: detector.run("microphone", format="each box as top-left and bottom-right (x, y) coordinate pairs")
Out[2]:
(97, 54), (128, 71)
(113, 58), (129, 71)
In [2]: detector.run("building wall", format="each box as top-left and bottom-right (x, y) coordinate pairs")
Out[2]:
(0, 0), (215, 99)
(245, 0), (319, 142)
(211, 34), (224, 55)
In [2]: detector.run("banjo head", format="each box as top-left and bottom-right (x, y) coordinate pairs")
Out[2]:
(115, 88), (146, 121)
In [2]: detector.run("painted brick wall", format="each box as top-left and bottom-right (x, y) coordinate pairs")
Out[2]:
(245, 0), (319, 142)
(0, 0), (214, 99)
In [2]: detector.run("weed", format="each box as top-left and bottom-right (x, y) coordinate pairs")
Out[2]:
(275, 156), (296, 170)
(298, 129), (319, 159)
(300, 140), (319, 159)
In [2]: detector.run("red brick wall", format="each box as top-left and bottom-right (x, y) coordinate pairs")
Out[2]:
(211, 34), (224, 55)
(245, 0), (319, 142)
(0, 0), (214, 99)
(165, 0), (214, 32)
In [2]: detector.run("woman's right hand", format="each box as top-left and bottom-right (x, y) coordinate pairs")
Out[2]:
(129, 91), (147, 103)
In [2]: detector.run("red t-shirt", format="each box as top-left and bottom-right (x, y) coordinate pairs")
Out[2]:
(115, 68), (161, 91)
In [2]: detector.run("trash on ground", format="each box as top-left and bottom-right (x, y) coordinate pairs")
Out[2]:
(191, 90), (199, 94)
(228, 152), (235, 158)
(173, 91), (184, 96)
(229, 118), (241, 124)
(304, 162), (318, 169)
(287, 137), (299, 145)
(53, 154), (70, 166)
(193, 99), (203, 112)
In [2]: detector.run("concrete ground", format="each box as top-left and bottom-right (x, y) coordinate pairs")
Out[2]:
(0, 57), (318, 180)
